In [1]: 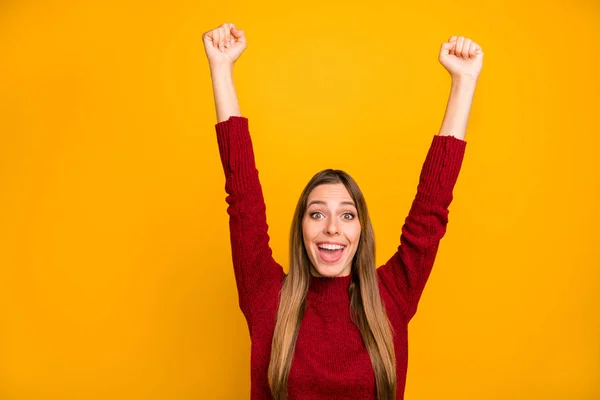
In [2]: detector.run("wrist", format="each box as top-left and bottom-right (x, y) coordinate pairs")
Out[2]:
(210, 62), (234, 74)
(451, 75), (478, 89)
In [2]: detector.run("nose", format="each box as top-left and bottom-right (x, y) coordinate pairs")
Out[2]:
(325, 217), (340, 235)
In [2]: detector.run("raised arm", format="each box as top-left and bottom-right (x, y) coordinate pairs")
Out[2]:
(203, 22), (245, 122)
(204, 23), (284, 322)
(378, 36), (483, 322)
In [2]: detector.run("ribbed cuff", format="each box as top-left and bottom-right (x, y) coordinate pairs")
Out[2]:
(215, 116), (260, 193)
(415, 135), (467, 205)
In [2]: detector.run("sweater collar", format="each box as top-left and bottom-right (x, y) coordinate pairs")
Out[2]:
(307, 274), (352, 305)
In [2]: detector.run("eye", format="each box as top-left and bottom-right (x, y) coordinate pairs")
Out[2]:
(342, 213), (355, 220)
(310, 212), (324, 219)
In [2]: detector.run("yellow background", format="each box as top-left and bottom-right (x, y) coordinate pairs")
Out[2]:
(1, 0), (598, 398)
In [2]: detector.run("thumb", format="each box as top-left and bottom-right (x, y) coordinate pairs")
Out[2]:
(231, 27), (245, 38)
(440, 41), (454, 55)
(202, 31), (213, 43)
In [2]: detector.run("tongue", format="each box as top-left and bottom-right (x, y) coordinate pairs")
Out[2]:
(318, 248), (344, 263)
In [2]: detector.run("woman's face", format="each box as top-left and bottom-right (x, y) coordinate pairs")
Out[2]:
(302, 183), (361, 277)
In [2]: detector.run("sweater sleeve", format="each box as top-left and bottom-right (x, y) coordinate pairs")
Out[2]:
(377, 134), (466, 322)
(215, 116), (285, 324)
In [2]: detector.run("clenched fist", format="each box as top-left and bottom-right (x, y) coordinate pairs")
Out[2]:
(439, 36), (484, 82)
(202, 22), (247, 68)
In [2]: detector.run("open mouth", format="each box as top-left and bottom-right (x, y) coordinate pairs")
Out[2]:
(316, 243), (346, 264)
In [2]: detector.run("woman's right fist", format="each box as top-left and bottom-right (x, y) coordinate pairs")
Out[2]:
(202, 22), (246, 67)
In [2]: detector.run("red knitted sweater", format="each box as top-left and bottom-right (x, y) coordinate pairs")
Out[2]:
(215, 116), (466, 399)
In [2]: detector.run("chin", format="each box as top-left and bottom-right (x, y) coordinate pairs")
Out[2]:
(311, 263), (351, 277)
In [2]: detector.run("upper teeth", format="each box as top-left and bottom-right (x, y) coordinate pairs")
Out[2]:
(318, 244), (345, 250)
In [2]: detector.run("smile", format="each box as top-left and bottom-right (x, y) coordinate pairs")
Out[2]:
(316, 244), (346, 263)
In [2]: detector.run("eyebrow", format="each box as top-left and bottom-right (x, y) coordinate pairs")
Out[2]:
(307, 200), (356, 208)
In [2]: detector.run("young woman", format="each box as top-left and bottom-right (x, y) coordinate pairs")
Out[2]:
(203, 22), (483, 400)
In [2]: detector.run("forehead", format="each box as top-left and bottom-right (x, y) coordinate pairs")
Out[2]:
(307, 183), (353, 204)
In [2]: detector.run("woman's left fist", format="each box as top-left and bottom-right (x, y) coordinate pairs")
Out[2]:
(439, 36), (484, 81)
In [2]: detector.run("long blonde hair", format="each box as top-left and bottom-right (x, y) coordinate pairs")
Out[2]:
(268, 169), (396, 399)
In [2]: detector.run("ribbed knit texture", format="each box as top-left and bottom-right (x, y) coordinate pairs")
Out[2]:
(215, 116), (467, 399)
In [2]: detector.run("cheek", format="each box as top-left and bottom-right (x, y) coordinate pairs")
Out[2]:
(302, 219), (317, 244)
(348, 222), (361, 244)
